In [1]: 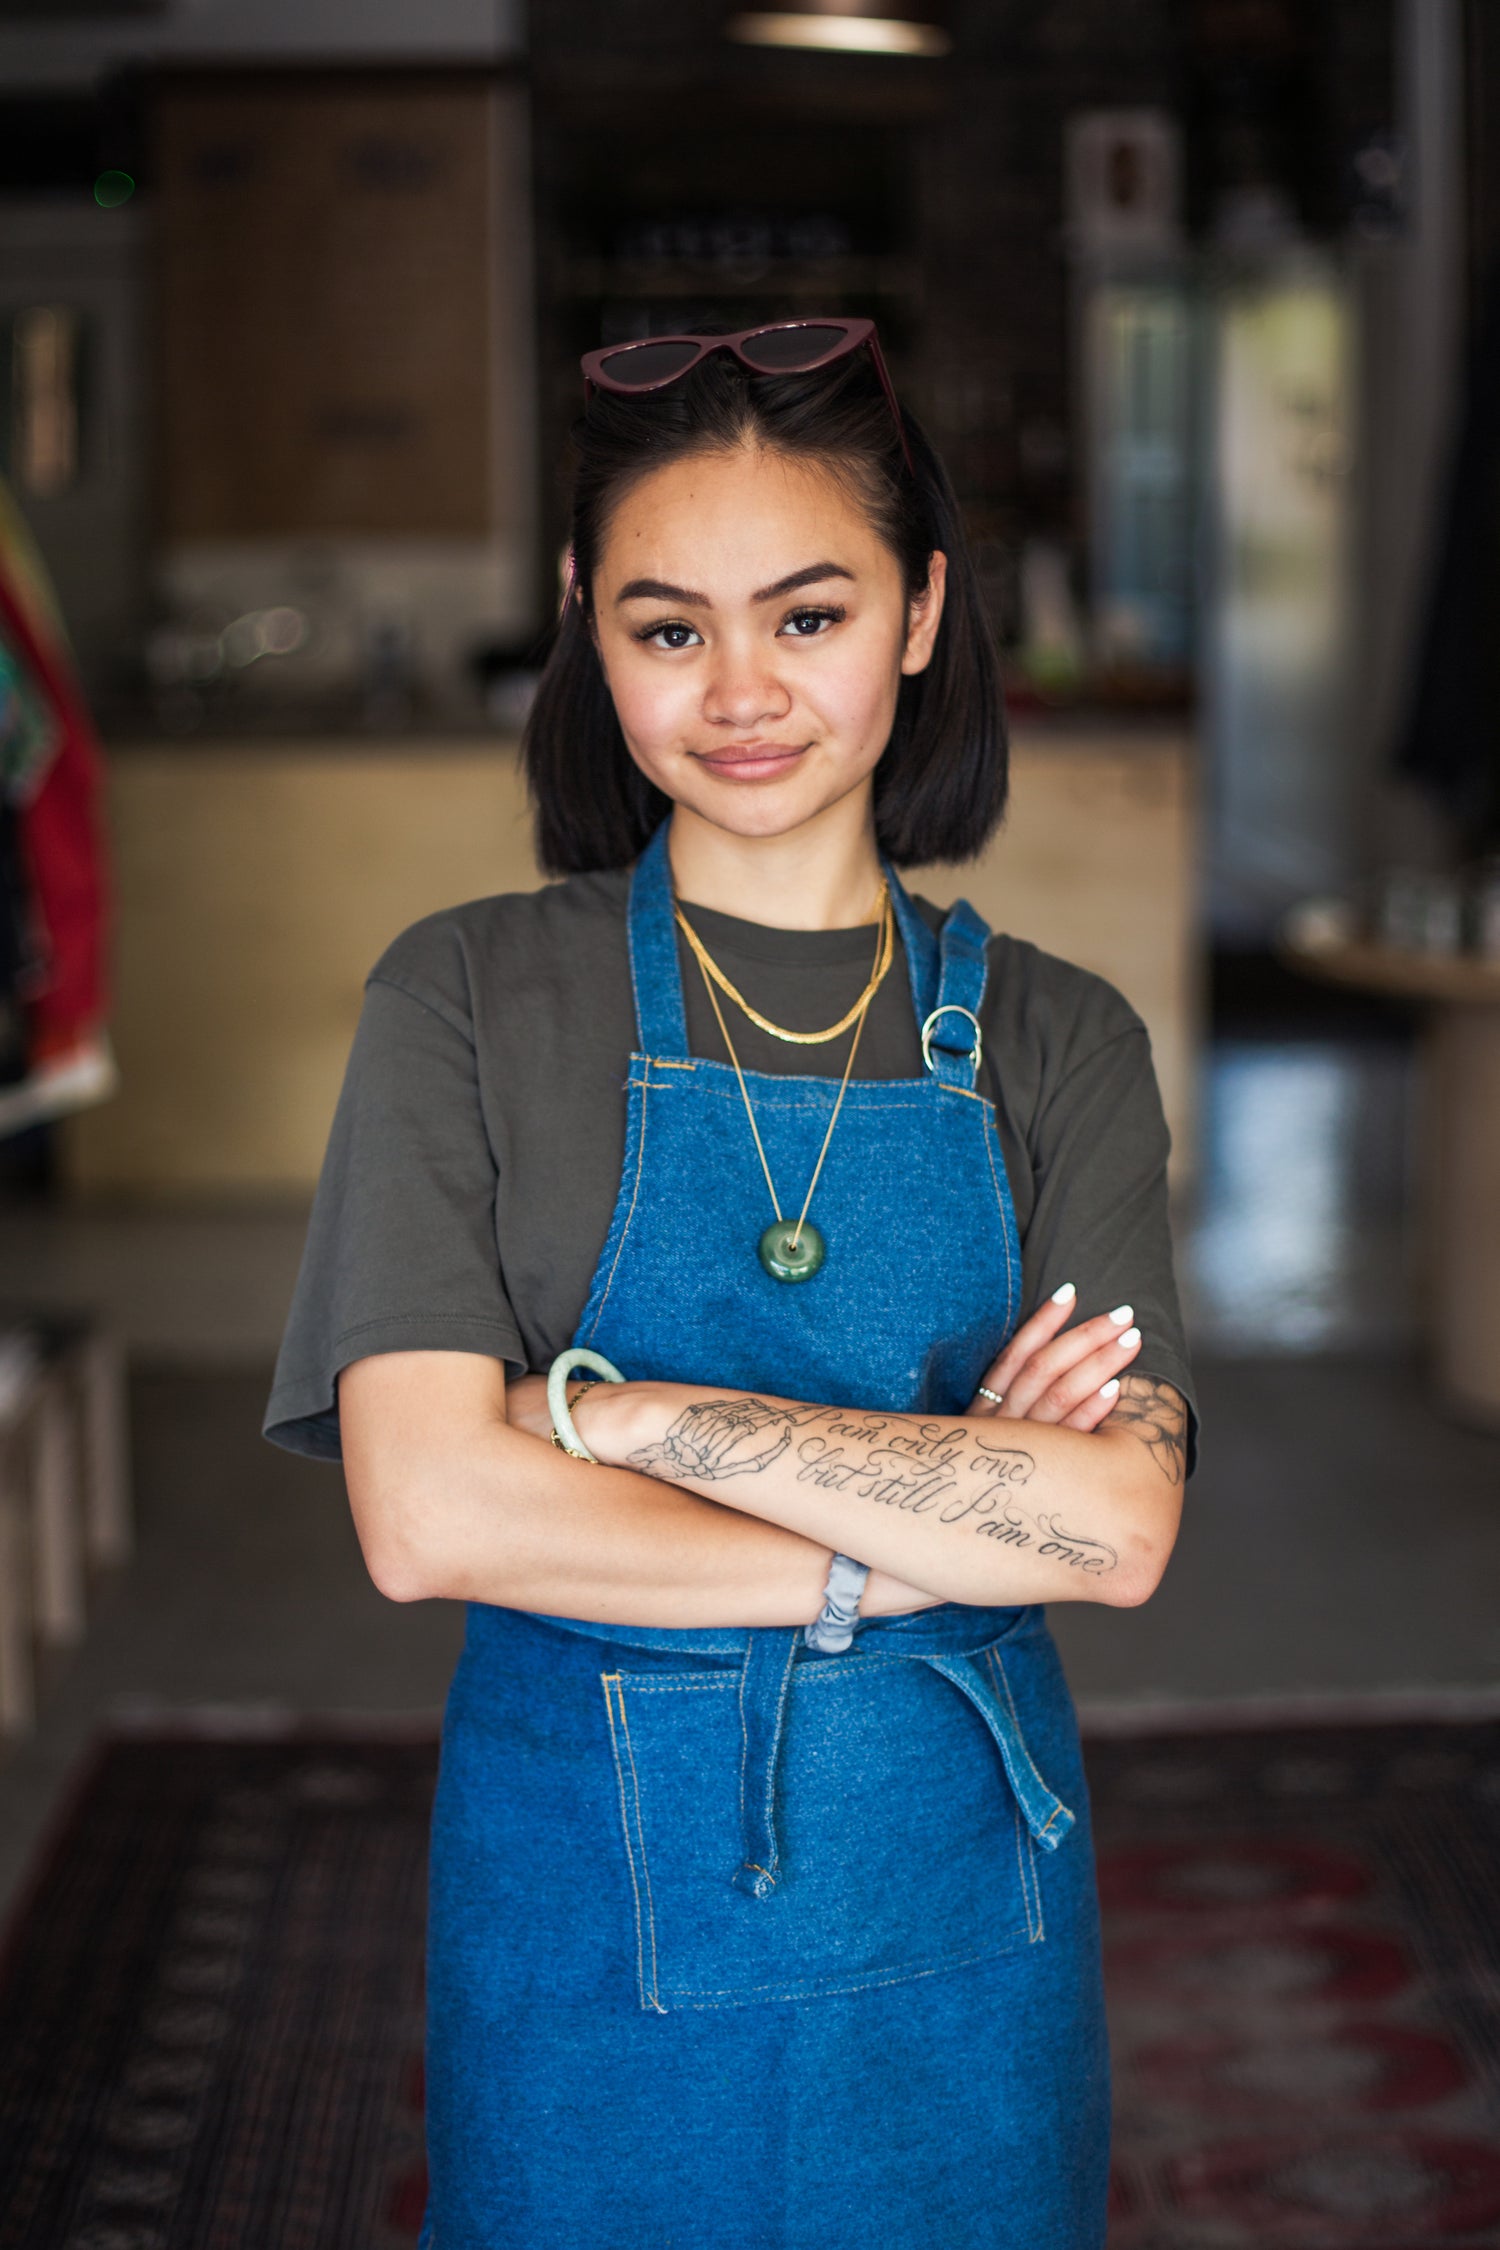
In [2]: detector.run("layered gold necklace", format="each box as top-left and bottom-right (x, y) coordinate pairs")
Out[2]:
(675, 883), (893, 1282)
(675, 887), (894, 1045)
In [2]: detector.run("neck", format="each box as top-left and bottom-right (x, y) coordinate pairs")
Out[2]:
(667, 800), (885, 931)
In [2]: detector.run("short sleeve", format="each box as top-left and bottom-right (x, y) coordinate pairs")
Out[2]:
(262, 970), (526, 1463)
(1019, 1020), (1199, 1477)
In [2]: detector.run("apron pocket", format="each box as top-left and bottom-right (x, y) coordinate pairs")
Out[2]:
(600, 1647), (1045, 2013)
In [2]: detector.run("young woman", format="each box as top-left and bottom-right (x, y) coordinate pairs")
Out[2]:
(265, 319), (1195, 2250)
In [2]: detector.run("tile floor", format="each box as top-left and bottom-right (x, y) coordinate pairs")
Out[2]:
(2, 1035), (1497, 1921)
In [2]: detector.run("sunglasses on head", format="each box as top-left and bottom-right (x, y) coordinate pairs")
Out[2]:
(580, 317), (914, 474)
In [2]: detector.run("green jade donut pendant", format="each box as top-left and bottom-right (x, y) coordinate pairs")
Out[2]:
(758, 1218), (826, 1284)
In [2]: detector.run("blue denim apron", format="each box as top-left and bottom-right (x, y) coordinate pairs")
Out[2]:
(422, 826), (1108, 2249)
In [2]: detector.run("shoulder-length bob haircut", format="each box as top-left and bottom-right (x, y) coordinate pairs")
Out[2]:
(523, 339), (1007, 874)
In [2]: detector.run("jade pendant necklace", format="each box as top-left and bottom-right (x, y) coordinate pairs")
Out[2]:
(676, 887), (892, 1283)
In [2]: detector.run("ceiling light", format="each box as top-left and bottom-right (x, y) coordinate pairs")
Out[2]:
(728, 11), (951, 57)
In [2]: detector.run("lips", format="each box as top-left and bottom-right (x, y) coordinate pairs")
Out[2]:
(692, 741), (809, 780)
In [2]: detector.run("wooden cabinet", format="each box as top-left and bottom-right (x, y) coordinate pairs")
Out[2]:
(154, 73), (533, 545)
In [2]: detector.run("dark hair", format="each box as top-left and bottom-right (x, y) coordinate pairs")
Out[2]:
(523, 343), (1007, 873)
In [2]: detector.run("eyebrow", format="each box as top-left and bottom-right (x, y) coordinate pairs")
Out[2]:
(614, 561), (855, 608)
(615, 576), (708, 606)
(754, 561), (854, 603)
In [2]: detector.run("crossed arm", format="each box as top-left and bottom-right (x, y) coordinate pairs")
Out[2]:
(338, 1292), (1188, 1626)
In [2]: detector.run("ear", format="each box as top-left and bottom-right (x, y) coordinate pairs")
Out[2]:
(900, 551), (948, 677)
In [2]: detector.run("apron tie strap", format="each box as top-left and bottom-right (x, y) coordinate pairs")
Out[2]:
(732, 1627), (801, 1900)
(919, 1652), (1075, 1849)
(729, 1630), (1074, 1898)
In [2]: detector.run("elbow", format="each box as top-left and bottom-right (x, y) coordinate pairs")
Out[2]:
(364, 1534), (437, 1606)
(346, 1476), (449, 1605)
(358, 1517), (440, 1604)
(1102, 1549), (1170, 1609)
(1098, 1496), (1181, 1609)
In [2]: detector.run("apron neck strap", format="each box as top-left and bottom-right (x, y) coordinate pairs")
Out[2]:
(627, 822), (690, 1056)
(885, 862), (992, 1090)
(885, 859), (938, 1027)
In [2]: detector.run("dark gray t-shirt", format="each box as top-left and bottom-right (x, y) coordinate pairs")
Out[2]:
(263, 868), (1196, 1466)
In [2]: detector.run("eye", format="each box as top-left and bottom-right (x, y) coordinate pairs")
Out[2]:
(636, 618), (702, 651)
(779, 605), (845, 639)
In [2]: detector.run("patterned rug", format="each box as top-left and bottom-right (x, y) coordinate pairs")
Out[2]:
(1090, 1716), (1500, 2248)
(0, 1730), (434, 2250)
(1, 1716), (1498, 2248)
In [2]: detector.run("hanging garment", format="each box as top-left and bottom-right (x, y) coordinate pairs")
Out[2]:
(0, 476), (114, 1137)
(420, 824), (1110, 2250)
(0, 799), (34, 1090)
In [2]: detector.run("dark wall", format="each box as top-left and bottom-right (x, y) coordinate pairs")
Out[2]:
(530, 0), (1394, 641)
(1467, 0), (1500, 309)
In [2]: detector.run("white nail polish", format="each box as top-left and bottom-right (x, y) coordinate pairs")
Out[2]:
(1109, 1304), (1133, 1325)
(1099, 1378), (1120, 1399)
(1050, 1282), (1076, 1304)
(1118, 1327), (1141, 1350)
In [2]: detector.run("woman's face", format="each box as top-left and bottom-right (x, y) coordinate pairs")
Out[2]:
(589, 440), (946, 845)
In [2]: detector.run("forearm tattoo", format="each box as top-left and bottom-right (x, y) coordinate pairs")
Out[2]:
(629, 1397), (1118, 1578)
(1109, 1376), (1188, 1487)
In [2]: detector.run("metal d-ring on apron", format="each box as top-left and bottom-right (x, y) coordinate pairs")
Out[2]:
(564, 822), (1075, 1902)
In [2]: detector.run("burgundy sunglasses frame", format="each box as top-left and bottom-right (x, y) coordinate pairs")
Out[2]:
(580, 316), (914, 475)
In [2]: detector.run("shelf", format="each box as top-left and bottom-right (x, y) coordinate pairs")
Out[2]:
(1282, 926), (1500, 1007)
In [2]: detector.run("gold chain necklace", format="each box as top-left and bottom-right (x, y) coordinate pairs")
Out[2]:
(674, 883), (893, 1045)
(689, 911), (883, 1283)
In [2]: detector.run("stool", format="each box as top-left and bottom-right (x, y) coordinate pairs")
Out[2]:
(0, 1316), (132, 1740)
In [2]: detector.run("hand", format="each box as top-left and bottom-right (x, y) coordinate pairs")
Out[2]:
(969, 1284), (1142, 1431)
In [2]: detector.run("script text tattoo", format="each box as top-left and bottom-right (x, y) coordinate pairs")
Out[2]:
(628, 1398), (1118, 1577)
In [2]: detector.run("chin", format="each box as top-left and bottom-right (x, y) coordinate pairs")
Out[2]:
(682, 789), (849, 845)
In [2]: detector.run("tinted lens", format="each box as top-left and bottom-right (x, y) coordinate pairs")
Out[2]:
(597, 339), (701, 387)
(739, 324), (850, 371)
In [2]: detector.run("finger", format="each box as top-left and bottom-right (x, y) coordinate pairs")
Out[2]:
(997, 1304), (1136, 1418)
(1061, 1377), (1122, 1433)
(995, 1306), (1139, 1412)
(971, 1284), (1078, 1411)
(976, 1284), (1077, 1396)
(1029, 1333), (1140, 1424)
(1020, 1328), (1142, 1425)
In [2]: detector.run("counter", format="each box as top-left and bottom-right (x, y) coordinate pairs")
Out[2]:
(63, 724), (1200, 1197)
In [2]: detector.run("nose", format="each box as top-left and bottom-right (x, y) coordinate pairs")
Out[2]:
(701, 637), (792, 731)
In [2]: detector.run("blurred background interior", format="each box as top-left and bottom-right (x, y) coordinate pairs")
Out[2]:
(1, 0), (1499, 1895)
(3, 8), (1500, 2243)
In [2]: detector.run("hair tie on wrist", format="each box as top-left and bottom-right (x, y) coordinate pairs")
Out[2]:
(547, 1348), (627, 1462)
(804, 1552), (870, 1654)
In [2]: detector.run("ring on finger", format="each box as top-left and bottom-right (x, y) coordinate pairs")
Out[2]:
(977, 1384), (1005, 1408)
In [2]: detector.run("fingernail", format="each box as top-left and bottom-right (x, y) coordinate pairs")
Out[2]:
(1099, 1377), (1121, 1399)
(1050, 1282), (1076, 1304)
(1109, 1304), (1133, 1325)
(1118, 1327), (1141, 1350)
